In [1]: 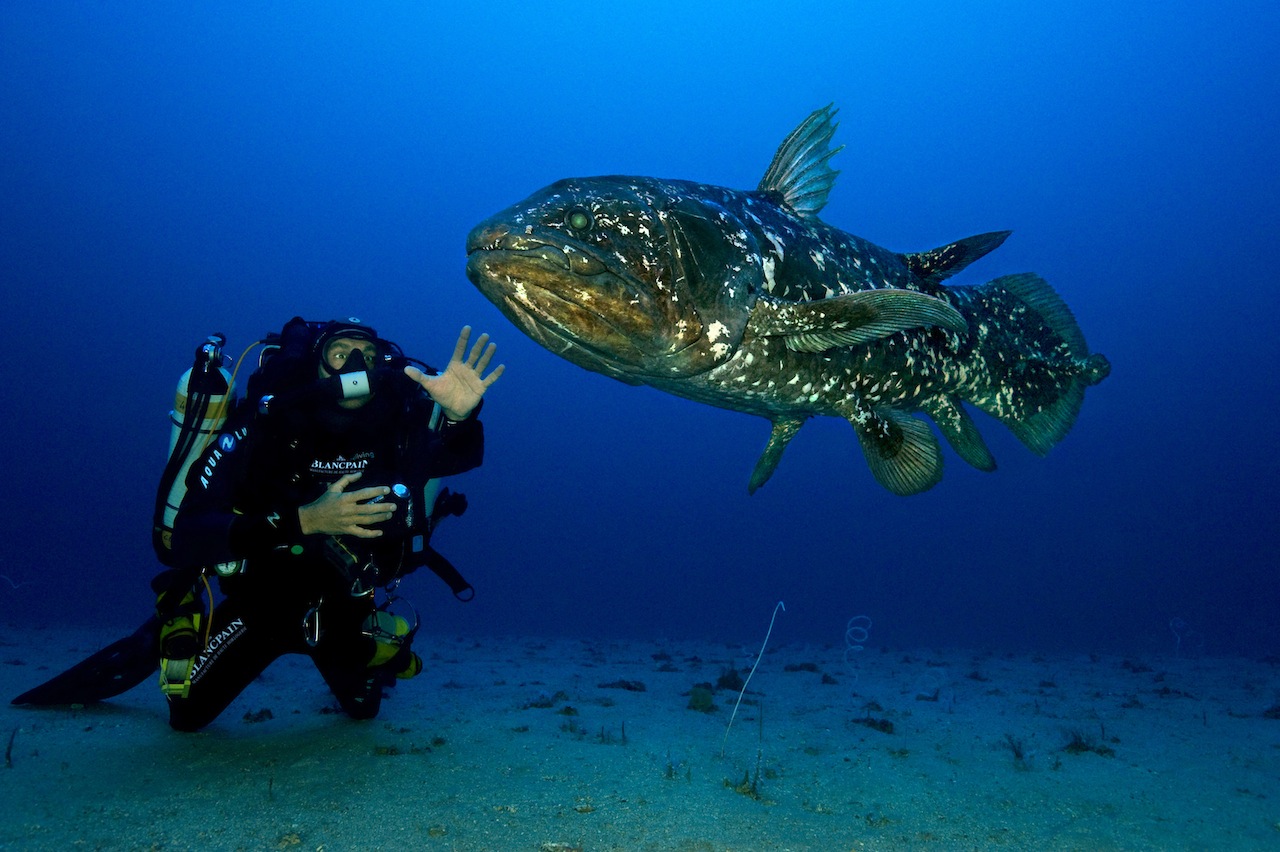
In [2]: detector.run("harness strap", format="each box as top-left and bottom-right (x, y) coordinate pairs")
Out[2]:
(420, 545), (474, 602)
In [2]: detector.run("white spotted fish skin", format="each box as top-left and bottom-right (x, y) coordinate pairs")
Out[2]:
(466, 106), (1110, 495)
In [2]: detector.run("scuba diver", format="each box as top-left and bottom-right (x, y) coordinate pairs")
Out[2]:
(12, 317), (503, 731)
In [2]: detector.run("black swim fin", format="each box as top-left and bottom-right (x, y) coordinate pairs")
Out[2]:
(11, 616), (160, 706)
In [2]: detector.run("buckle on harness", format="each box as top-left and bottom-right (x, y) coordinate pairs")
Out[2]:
(322, 537), (378, 598)
(303, 601), (322, 647)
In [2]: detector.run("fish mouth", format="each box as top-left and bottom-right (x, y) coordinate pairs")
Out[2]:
(466, 223), (608, 276)
(465, 221), (667, 378)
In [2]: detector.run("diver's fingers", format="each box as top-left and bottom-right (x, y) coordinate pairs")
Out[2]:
(473, 340), (497, 374)
(450, 326), (472, 364)
(329, 471), (363, 493)
(340, 487), (396, 535)
(349, 485), (391, 504)
(482, 362), (506, 388)
(352, 503), (395, 524)
(465, 333), (491, 368)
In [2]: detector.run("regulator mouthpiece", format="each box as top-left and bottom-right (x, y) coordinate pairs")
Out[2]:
(335, 350), (372, 400)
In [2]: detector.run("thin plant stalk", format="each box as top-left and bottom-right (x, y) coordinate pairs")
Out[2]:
(721, 601), (785, 758)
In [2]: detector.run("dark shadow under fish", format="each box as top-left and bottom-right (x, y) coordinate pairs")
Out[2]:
(466, 105), (1110, 494)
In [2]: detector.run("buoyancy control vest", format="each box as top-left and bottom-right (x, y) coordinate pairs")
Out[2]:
(151, 317), (475, 602)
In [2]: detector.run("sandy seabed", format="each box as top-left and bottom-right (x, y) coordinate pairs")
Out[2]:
(1, 624), (1278, 851)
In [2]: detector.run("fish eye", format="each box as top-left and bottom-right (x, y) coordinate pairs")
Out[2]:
(565, 207), (593, 231)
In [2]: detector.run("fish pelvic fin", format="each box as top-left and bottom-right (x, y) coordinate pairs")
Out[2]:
(849, 407), (944, 496)
(748, 416), (807, 494)
(900, 231), (1012, 285)
(964, 273), (1110, 455)
(757, 105), (843, 219)
(920, 395), (997, 472)
(749, 289), (967, 353)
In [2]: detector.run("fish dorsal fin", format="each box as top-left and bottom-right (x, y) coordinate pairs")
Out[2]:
(900, 231), (1012, 285)
(750, 289), (968, 353)
(757, 105), (844, 219)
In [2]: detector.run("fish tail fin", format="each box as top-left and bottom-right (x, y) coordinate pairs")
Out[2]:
(964, 273), (1110, 455)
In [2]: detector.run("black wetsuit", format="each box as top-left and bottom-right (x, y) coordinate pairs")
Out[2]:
(166, 385), (483, 731)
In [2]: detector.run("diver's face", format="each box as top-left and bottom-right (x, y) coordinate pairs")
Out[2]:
(321, 336), (377, 409)
(323, 336), (378, 372)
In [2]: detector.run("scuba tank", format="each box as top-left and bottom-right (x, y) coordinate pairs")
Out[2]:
(151, 333), (233, 699)
(152, 334), (234, 566)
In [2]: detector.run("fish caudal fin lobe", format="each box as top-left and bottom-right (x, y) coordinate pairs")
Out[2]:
(749, 288), (967, 353)
(964, 273), (1111, 456)
(757, 105), (843, 218)
(851, 407), (945, 496)
(749, 416), (807, 493)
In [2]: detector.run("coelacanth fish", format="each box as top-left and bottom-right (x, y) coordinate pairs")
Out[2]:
(466, 105), (1110, 495)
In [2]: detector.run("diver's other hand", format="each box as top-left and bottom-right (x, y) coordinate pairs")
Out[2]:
(297, 472), (395, 538)
(405, 325), (505, 421)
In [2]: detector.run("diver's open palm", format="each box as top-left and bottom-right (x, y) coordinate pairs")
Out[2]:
(405, 326), (504, 421)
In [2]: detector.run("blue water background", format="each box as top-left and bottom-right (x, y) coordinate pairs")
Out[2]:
(2, 2), (1276, 655)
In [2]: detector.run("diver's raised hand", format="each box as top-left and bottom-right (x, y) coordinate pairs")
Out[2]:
(298, 472), (395, 538)
(405, 326), (504, 421)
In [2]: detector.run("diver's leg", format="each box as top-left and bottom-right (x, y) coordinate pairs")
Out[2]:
(166, 603), (281, 732)
(311, 617), (385, 721)
(317, 662), (387, 721)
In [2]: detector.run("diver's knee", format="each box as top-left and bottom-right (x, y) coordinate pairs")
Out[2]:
(167, 704), (214, 733)
(168, 715), (207, 733)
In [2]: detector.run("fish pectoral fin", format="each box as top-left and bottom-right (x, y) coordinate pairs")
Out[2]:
(849, 407), (944, 496)
(748, 416), (807, 494)
(754, 289), (967, 353)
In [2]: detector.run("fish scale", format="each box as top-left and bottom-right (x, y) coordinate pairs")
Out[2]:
(467, 105), (1110, 495)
